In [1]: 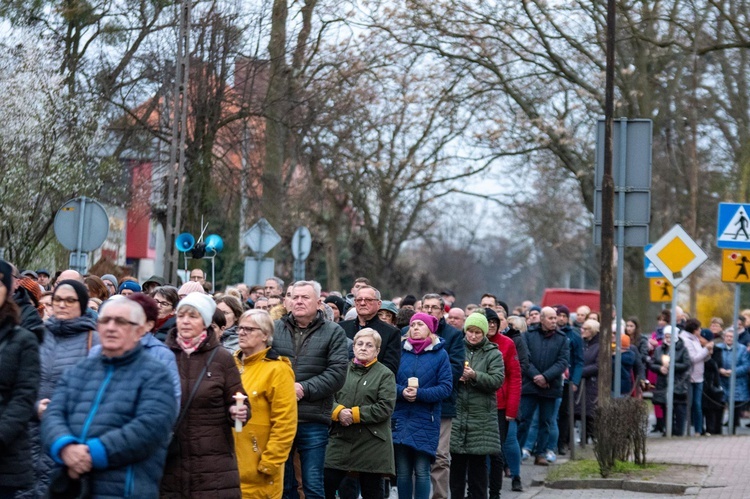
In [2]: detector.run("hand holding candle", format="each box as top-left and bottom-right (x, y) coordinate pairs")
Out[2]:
(232, 392), (248, 433)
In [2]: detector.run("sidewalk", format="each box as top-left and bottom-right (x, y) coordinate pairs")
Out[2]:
(522, 434), (750, 498)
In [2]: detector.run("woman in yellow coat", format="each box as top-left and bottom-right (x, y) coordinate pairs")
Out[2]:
(234, 309), (297, 498)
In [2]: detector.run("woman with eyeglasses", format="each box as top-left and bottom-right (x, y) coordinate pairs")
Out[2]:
(216, 295), (244, 354)
(151, 286), (179, 342)
(161, 292), (249, 498)
(233, 309), (297, 498)
(22, 280), (99, 497)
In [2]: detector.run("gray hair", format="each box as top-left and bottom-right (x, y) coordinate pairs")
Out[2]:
(353, 328), (382, 349)
(422, 293), (444, 307)
(293, 280), (322, 299)
(99, 296), (146, 325)
(583, 319), (600, 334)
(355, 285), (381, 300)
(267, 276), (285, 288)
(239, 309), (275, 346)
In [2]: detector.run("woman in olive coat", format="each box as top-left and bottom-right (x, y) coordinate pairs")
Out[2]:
(324, 328), (396, 499)
(449, 313), (505, 499)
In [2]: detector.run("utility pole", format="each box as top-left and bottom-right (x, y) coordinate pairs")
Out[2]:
(598, 0), (616, 403)
(164, 0), (191, 283)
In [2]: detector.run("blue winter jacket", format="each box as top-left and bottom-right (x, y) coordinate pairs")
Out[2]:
(392, 337), (453, 458)
(717, 343), (750, 403)
(42, 344), (177, 498)
(89, 333), (181, 416)
(522, 325), (570, 398)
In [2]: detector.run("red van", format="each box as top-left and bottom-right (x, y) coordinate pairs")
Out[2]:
(540, 288), (601, 312)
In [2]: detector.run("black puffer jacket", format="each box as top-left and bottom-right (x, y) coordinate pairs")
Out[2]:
(273, 312), (349, 425)
(0, 322), (40, 488)
(522, 325), (570, 398)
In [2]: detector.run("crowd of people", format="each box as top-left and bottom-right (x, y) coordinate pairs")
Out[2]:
(0, 262), (748, 499)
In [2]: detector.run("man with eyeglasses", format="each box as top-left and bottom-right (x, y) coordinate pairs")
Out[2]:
(189, 268), (206, 285)
(42, 298), (177, 497)
(339, 285), (401, 375)
(420, 293), (465, 499)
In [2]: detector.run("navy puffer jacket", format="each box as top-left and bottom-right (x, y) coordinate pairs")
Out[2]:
(392, 336), (452, 458)
(41, 344), (177, 498)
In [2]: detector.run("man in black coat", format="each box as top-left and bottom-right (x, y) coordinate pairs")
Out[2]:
(517, 307), (569, 466)
(339, 285), (401, 375)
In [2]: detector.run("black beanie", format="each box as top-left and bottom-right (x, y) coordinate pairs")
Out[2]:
(0, 260), (12, 293)
(54, 279), (89, 316)
(324, 295), (346, 317)
(497, 300), (509, 317)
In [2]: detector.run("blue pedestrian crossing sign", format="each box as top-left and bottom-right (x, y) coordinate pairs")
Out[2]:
(644, 244), (664, 278)
(717, 203), (750, 249)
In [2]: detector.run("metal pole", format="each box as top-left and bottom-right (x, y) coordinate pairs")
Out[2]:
(75, 197), (87, 273)
(568, 381), (576, 459)
(666, 288), (679, 438)
(580, 381), (587, 448)
(614, 118), (628, 398)
(728, 284), (741, 432)
(211, 255), (216, 294)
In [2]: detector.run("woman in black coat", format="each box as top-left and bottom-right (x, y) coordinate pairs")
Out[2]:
(0, 260), (40, 497)
(576, 319), (599, 444)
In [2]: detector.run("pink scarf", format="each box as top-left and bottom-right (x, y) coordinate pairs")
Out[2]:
(177, 331), (208, 355)
(407, 337), (432, 354)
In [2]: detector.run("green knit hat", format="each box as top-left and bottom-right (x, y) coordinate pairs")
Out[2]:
(464, 313), (489, 335)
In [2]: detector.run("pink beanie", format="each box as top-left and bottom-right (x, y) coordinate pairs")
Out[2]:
(410, 312), (438, 334)
(178, 281), (205, 296)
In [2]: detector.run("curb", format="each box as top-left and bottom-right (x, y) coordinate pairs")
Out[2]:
(545, 478), (689, 494)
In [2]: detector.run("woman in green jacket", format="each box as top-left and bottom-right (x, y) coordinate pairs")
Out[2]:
(450, 313), (505, 499)
(324, 328), (396, 499)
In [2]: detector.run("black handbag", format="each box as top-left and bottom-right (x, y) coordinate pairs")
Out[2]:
(167, 347), (219, 457)
(47, 467), (91, 499)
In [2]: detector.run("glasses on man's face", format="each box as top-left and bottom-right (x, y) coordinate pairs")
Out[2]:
(256, 304), (270, 310)
(355, 298), (377, 304)
(423, 305), (442, 311)
(97, 316), (139, 327)
(155, 300), (172, 308)
(237, 325), (263, 335)
(53, 297), (79, 305)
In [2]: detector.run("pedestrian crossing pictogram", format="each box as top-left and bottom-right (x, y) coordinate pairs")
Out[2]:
(717, 203), (750, 249)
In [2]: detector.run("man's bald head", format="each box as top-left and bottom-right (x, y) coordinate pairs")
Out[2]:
(57, 269), (83, 283)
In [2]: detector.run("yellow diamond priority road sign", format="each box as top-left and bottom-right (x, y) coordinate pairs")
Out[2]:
(644, 225), (707, 287)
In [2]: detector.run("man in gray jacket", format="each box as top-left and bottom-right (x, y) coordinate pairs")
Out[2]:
(273, 280), (348, 499)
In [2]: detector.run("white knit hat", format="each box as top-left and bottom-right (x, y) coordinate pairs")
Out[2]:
(177, 292), (216, 328)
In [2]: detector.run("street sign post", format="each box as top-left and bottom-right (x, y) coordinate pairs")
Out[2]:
(716, 203), (750, 432)
(649, 278), (673, 302)
(53, 197), (109, 274)
(291, 227), (312, 281)
(645, 224), (707, 437)
(594, 118), (652, 396)
(242, 218), (281, 284)
(717, 203), (750, 249)
(243, 218), (281, 255)
(644, 244), (664, 278)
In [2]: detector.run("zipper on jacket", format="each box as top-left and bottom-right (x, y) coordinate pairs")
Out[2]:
(124, 465), (134, 497)
(80, 364), (115, 440)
